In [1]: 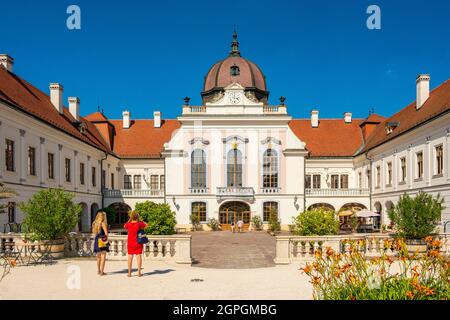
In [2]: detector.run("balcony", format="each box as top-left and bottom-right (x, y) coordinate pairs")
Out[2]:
(189, 187), (209, 194)
(305, 188), (370, 197)
(263, 105), (287, 114)
(103, 189), (163, 198)
(217, 187), (255, 201)
(261, 187), (281, 194)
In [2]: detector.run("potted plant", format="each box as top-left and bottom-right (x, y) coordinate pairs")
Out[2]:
(189, 214), (201, 231)
(388, 192), (443, 254)
(19, 189), (82, 259)
(268, 209), (281, 236)
(207, 218), (220, 231)
(251, 215), (263, 231)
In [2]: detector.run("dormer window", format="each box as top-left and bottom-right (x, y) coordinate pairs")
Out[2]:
(230, 65), (240, 76)
(385, 121), (400, 135)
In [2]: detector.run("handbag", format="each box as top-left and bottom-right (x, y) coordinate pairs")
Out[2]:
(98, 235), (110, 248)
(137, 229), (149, 244)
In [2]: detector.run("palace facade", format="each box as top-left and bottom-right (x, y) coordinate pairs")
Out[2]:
(1, 34), (449, 232)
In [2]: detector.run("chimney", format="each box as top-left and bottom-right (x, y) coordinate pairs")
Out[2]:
(0, 54), (14, 72)
(311, 110), (319, 128)
(344, 112), (352, 123)
(122, 110), (130, 129)
(416, 74), (430, 110)
(68, 97), (80, 121)
(154, 111), (161, 128)
(49, 83), (64, 114)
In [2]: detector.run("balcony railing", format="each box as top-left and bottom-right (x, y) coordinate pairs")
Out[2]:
(263, 105), (287, 114)
(217, 187), (255, 200)
(189, 187), (209, 194)
(103, 189), (163, 198)
(261, 187), (281, 194)
(305, 188), (370, 197)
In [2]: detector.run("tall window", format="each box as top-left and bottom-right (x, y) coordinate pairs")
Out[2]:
(263, 149), (278, 188)
(134, 175), (142, 190)
(305, 175), (311, 189)
(331, 175), (339, 188)
(65, 158), (71, 182)
(436, 145), (443, 175)
(191, 149), (206, 188)
(8, 202), (15, 223)
(416, 152), (423, 179)
(400, 157), (406, 182)
(101, 170), (106, 189)
(124, 175), (132, 189)
(340, 175), (349, 189)
(92, 167), (97, 187)
(111, 173), (115, 189)
(150, 175), (158, 190)
(376, 166), (381, 188)
(160, 175), (165, 191)
(48, 153), (54, 179)
(28, 147), (36, 176)
(263, 202), (278, 222)
(80, 163), (85, 185)
(227, 148), (242, 187)
(312, 175), (321, 189)
(387, 162), (392, 186)
(191, 202), (207, 223)
(5, 139), (14, 172)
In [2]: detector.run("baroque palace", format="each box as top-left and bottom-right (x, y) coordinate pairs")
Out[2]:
(0, 33), (449, 232)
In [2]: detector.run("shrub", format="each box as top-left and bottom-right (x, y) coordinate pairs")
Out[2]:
(134, 201), (177, 235)
(388, 192), (443, 239)
(251, 215), (263, 230)
(268, 210), (281, 232)
(292, 208), (339, 236)
(19, 188), (82, 240)
(190, 214), (200, 231)
(301, 238), (450, 300)
(207, 218), (220, 231)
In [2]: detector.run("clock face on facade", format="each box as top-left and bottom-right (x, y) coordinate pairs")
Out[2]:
(228, 91), (241, 104)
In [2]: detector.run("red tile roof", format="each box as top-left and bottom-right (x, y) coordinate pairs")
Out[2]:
(0, 66), (111, 153)
(107, 119), (181, 158)
(361, 79), (450, 153)
(289, 119), (365, 157)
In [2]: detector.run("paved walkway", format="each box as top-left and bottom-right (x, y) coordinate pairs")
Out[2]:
(191, 231), (276, 269)
(0, 260), (313, 300)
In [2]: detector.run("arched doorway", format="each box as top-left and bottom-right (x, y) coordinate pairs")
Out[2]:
(91, 203), (99, 225)
(307, 203), (335, 212)
(219, 201), (251, 231)
(78, 202), (89, 232)
(108, 202), (131, 228)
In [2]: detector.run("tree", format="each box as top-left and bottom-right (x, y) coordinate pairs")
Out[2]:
(292, 208), (340, 236)
(134, 201), (177, 235)
(19, 189), (82, 240)
(268, 209), (281, 233)
(98, 206), (116, 226)
(190, 214), (200, 231)
(388, 192), (443, 239)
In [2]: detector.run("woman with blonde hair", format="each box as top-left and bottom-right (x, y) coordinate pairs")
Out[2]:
(124, 211), (147, 277)
(92, 210), (109, 275)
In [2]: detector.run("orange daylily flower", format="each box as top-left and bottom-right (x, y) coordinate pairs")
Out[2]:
(406, 291), (414, 299)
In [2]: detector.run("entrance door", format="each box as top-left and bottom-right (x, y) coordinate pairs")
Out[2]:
(219, 202), (251, 231)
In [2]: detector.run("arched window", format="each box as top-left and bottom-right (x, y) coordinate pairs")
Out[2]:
(263, 149), (278, 188)
(191, 202), (207, 223)
(227, 148), (242, 187)
(263, 202), (278, 222)
(191, 149), (206, 188)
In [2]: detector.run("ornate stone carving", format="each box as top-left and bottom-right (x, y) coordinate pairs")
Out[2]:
(245, 91), (258, 103)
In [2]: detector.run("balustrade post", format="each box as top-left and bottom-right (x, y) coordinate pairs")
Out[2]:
(274, 237), (291, 264)
(174, 236), (192, 264)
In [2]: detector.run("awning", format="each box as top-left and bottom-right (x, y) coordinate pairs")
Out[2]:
(355, 209), (380, 218)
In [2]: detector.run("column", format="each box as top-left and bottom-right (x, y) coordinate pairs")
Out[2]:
(58, 144), (63, 187)
(381, 158), (385, 192)
(408, 145), (413, 189)
(393, 150), (398, 191)
(87, 155), (91, 192)
(40, 137), (45, 186)
(19, 129), (26, 183)
(74, 150), (78, 191)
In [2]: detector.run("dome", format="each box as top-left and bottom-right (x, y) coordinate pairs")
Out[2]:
(201, 32), (269, 103)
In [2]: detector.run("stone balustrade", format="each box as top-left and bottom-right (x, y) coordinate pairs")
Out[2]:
(1, 233), (192, 264)
(305, 188), (370, 196)
(103, 189), (163, 198)
(274, 233), (449, 264)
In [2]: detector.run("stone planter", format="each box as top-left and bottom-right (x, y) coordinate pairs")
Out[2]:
(39, 239), (66, 259)
(405, 239), (427, 255)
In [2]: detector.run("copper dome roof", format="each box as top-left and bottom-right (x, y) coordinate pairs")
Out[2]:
(201, 32), (268, 102)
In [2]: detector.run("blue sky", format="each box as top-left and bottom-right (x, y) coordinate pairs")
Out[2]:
(1, 0), (449, 120)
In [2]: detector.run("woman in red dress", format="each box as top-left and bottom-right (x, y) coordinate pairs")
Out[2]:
(124, 211), (147, 277)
